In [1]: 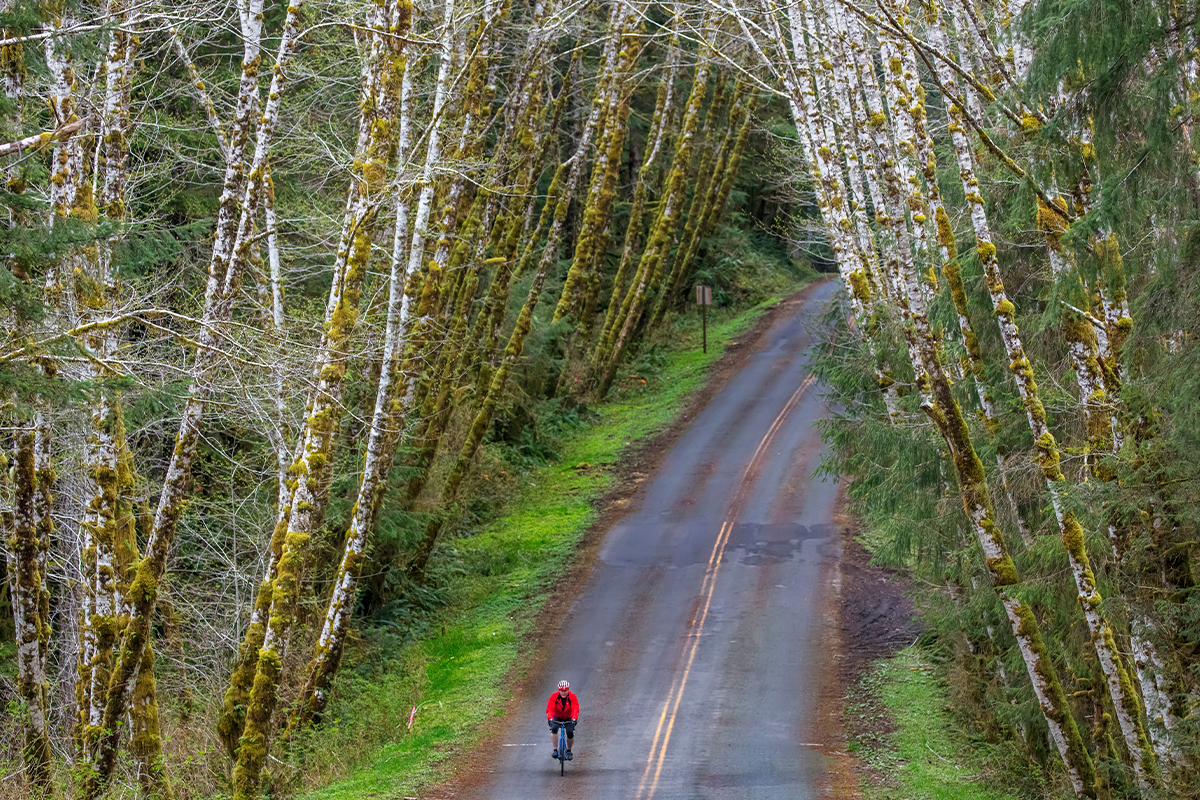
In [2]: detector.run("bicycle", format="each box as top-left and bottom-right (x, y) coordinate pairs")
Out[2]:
(552, 719), (575, 775)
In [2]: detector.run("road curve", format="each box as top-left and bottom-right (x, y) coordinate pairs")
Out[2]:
(460, 279), (842, 799)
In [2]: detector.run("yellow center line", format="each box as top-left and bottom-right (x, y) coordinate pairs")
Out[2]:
(634, 374), (815, 800)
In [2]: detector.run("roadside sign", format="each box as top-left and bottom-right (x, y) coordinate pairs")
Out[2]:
(695, 285), (711, 353)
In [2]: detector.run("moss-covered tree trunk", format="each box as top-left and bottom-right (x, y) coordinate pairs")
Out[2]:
(1, 0), (26, 208)
(1038, 179), (1183, 767)
(598, 44), (712, 397)
(824, 0), (893, 300)
(592, 38), (679, 372)
(406, 195), (562, 576)
(403, 0), (513, 430)
(647, 79), (726, 329)
(926, 10), (1155, 785)
(406, 77), (600, 574)
(466, 61), (569, 398)
(230, 5), (411, 797)
(87, 5), (308, 797)
(43, 3), (85, 224)
(896, 10), (1030, 538)
(78, 391), (122, 762)
(2, 433), (54, 796)
(655, 81), (758, 324)
(553, 0), (641, 335)
(109, 417), (174, 799)
(207, 0), (337, 758)
(76, 10), (172, 792)
(290, 20), (419, 729)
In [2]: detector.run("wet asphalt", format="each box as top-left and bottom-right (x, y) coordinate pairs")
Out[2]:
(460, 279), (842, 799)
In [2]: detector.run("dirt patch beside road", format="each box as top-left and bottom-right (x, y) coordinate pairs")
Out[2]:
(813, 505), (923, 798)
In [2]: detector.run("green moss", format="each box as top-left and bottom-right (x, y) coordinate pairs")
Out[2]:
(849, 270), (871, 304)
(934, 206), (956, 257)
(1061, 511), (1086, 557)
(987, 555), (1019, 587)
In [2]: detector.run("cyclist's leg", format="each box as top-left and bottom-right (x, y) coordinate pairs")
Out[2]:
(550, 721), (560, 755)
(565, 721), (575, 754)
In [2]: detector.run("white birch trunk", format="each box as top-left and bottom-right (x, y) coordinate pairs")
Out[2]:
(80, 0), (137, 749)
(843, 6), (911, 306)
(787, 0), (908, 416)
(263, 165), (291, 511)
(826, 0), (894, 301)
(43, 9), (85, 226)
(773, 0), (870, 325)
(805, 0), (880, 294)
(875, 16), (933, 310)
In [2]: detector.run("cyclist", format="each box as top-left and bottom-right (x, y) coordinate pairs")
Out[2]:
(546, 679), (579, 760)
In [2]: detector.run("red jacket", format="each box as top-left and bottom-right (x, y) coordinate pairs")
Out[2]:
(546, 690), (579, 721)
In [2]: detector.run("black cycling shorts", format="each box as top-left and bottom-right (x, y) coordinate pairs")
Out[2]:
(549, 719), (576, 736)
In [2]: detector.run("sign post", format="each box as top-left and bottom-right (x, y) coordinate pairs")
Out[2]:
(695, 285), (712, 353)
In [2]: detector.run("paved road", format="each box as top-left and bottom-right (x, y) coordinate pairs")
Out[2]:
(463, 280), (841, 799)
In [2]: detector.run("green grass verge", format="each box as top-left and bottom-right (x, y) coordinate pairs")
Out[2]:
(296, 288), (811, 800)
(848, 647), (1022, 800)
